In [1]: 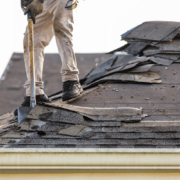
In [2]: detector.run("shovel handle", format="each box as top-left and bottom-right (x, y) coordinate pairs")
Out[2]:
(28, 18), (36, 108)
(21, 0), (36, 107)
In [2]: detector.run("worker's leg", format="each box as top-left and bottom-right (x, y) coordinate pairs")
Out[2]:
(51, 0), (79, 82)
(23, 1), (54, 96)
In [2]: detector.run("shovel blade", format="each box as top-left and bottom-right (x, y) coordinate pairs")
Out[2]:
(18, 107), (32, 125)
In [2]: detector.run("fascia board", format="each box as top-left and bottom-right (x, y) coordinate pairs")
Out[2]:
(0, 148), (180, 173)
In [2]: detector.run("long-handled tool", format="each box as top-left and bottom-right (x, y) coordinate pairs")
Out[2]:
(18, 0), (36, 125)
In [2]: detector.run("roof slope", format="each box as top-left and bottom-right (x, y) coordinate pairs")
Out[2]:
(1, 62), (180, 148)
(1, 21), (180, 148)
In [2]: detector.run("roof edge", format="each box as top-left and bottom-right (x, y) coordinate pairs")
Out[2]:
(1, 148), (180, 153)
(0, 148), (180, 173)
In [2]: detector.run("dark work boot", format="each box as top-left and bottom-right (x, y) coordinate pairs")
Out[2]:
(62, 80), (83, 101)
(14, 94), (51, 116)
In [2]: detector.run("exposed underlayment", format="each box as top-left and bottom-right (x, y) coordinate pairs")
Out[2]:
(1, 21), (180, 148)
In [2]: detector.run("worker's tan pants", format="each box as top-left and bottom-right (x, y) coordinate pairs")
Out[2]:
(23, 0), (79, 96)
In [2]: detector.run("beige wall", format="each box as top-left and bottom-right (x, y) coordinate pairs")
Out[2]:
(1, 173), (180, 180)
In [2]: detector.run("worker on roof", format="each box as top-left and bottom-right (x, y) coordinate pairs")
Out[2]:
(16, 0), (83, 112)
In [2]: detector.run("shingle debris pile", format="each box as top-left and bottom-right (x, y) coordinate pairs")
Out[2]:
(50, 21), (180, 101)
(0, 105), (147, 148)
(109, 21), (180, 65)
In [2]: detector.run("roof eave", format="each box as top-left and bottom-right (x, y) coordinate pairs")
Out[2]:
(0, 148), (180, 173)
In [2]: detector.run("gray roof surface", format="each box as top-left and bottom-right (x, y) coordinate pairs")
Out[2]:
(1, 21), (180, 148)
(1, 60), (180, 148)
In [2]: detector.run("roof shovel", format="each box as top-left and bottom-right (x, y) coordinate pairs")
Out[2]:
(18, 1), (36, 125)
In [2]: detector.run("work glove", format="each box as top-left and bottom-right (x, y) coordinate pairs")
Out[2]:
(24, 0), (43, 24)
(23, 0), (33, 7)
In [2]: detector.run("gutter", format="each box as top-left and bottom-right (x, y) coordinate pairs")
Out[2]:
(0, 149), (180, 173)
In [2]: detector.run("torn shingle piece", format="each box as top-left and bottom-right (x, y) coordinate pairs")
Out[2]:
(0, 112), (14, 126)
(86, 56), (117, 78)
(130, 64), (154, 73)
(30, 120), (46, 129)
(124, 42), (149, 55)
(126, 56), (148, 64)
(154, 39), (180, 51)
(150, 57), (174, 66)
(143, 44), (180, 56)
(144, 50), (162, 56)
(120, 62), (140, 71)
(122, 21), (180, 41)
(83, 63), (99, 80)
(26, 105), (54, 120)
(84, 56), (117, 84)
(45, 103), (142, 120)
(38, 112), (53, 121)
(121, 24), (141, 39)
(19, 119), (46, 131)
(0, 128), (13, 137)
(77, 127), (94, 138)
(36, 122), (71, 132)
(106, 62), (138, 72)
(111, 54), (144, 67)
(83, 121), (122, 127)
(134, 75), (162, 84)
(18, 120), (30, 131)
(58, 125), (93, 137)
(47, 109), (84, 125)
(25, 105), (85, 125)
(161, 27), (180, 41)
(81, 113), (141, 122)
(154, 54), (180, 61)
(106, 56), (148, 71)
(143, 46), (161, 56)
(136, 72), (161, 79)
(84, 72), (162, 88)
(0, 113), (17, 135)
(84, 55), (149, 85)
(1, 131), (32, 139)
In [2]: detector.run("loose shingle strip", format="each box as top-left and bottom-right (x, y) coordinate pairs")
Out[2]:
(130, 64), (154, 73)
(85, 55), (150, 85)
(84, 72), (162, 89)
(124, 42), (149, 55)
(150, 57), (174, 66)
(154, 54), (180, 61)
(122, 21), (180, 41)
(44, 103), (143, 120)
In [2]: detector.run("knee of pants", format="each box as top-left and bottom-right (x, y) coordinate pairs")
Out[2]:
(53, 17), (73, 40)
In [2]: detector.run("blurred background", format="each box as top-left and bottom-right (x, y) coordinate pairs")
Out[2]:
(0, 0), (179, 115)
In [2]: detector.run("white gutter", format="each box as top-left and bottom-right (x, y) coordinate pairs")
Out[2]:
(0, 149), (180, 173)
